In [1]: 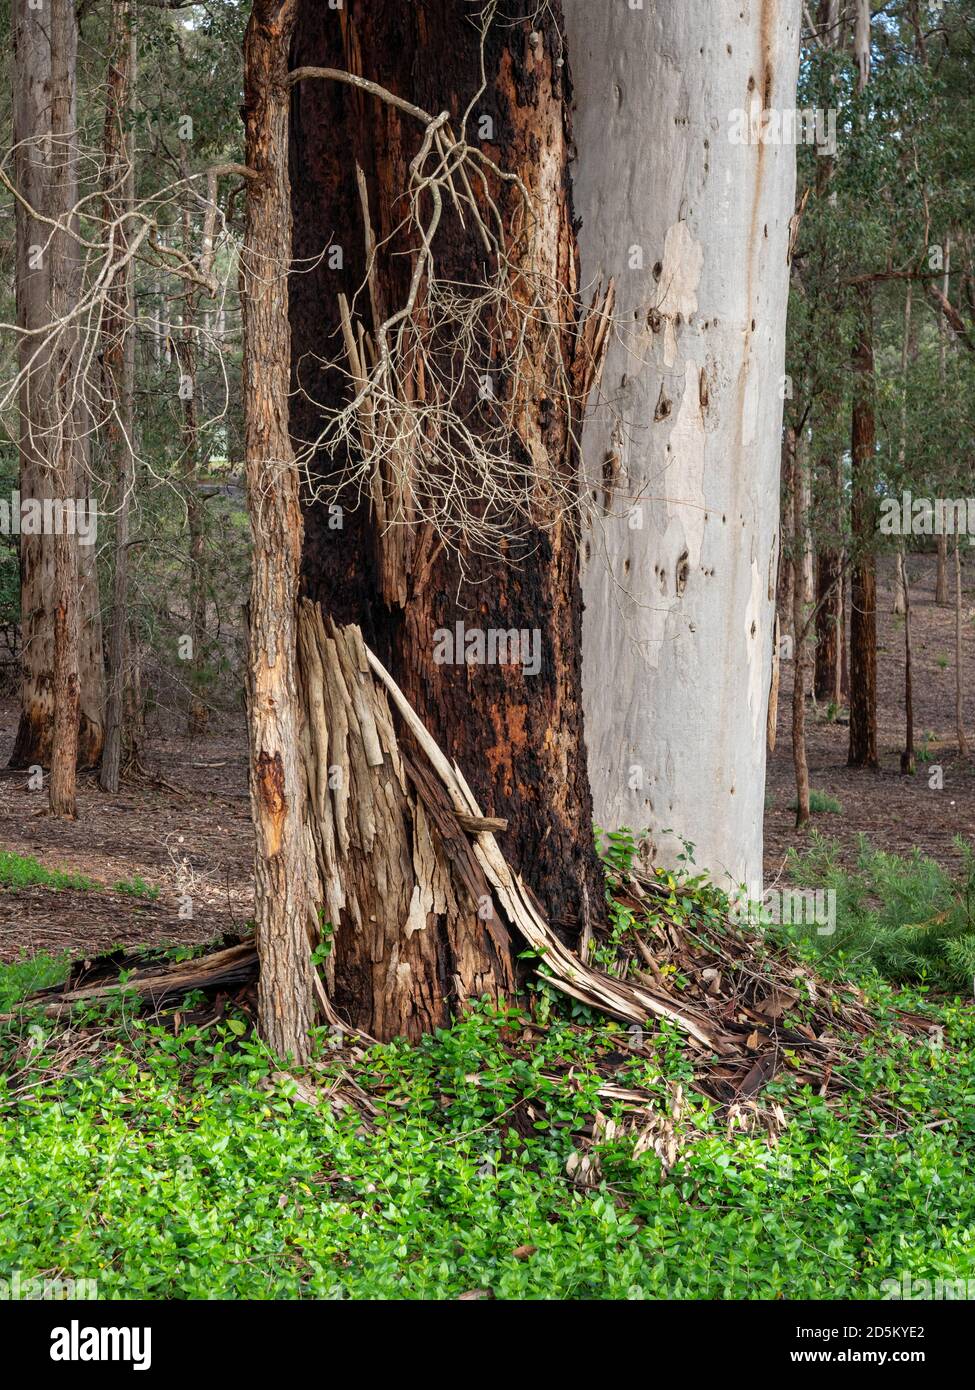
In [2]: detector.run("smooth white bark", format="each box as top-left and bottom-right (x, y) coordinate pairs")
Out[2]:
(566, 0), (801, 896)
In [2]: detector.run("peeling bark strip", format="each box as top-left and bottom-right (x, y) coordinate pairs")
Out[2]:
(295, 611), (714, 1047)
(242, 0), (315, 1061)
(297, 606), (514, 1042)
(290, 0), (606, 944)
(565, 0), (801, 896)
(10, 0), (104, 774)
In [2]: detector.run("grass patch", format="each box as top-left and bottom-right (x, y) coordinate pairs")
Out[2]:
(0, 851), (96, 893)
(113, 875), (160, 901)
(0, 851), (160, 901)
(789, 790), (843, 815)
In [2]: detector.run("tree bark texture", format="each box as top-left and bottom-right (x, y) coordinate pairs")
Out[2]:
(10, 0), (104, 774)
(289, 0), (606, 967)
(564, 0), (801, 896)
(242, 0), (315, 1062)
(99, 0), (138, 794)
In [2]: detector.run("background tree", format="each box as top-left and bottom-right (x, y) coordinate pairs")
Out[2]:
(10, 0), (104, 781)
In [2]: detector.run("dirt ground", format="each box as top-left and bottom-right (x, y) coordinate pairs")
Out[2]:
(765, 551), (975, 880)
(0, 707), (253, 962)
(0, 549), (971, 963)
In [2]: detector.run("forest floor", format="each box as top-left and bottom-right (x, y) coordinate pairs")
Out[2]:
(0, 549), (972, 964)
(2, 556), (974, 1304)
(765, 550), (975, 880)
(0, 709), (252, 963)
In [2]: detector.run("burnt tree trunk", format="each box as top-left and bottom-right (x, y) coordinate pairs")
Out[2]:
(848, 286), (878, 769)
(289, 0), (606, 1036)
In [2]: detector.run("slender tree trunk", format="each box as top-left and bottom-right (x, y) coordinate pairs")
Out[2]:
(813, 0), (842, 701)
(177, 136), (210, 739)
(779, 429), (797, 639)
(767, 610), (781, 754)
(848, 284), (878, 769)
(814, 447), (842, 701)
(956, 538), (969, 758)
(854, 0), (871, 89)
(901, 556), (915, 774)
(840, 563), (850, 701)
(49, 532), (80, 815)
(10, 0), (104, 775)
(289, 0), (606, 1040)
(800, 461), (814, 619)
(242, 0), (315, 1062)
(564, 0), (801, 897)
(897, 284), (914, 771)
(100, 0), (138, 794)
(46, 0), (85, 819)
(936, 238), (952, 606)
(936, 535), (949, 606)
(893, 549), (907, 615)
(791, 428), (810, 827)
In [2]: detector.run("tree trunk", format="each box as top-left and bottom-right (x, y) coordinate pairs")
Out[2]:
(935, 239), (951, 606)
(814, 442), (842, 701)
(955, 539), (969, 758)
(893, 549), (907, 615)
(791, 429), (810, 828)
(901, 555), (915, 774)
(815, 538), (842, 700)
(100, 0), (138, 795)
(800, 460), (814, 620)
(896, 283), (914, 772)
(564, 0), (801, 897)
(840, 563), (850, 701)
(848, 285), (878, 769)
(936, 535), (949, 606)
(767, 610), (781, 754)
(177, 134), (210, 740)
(10, 0), (104, 775)
(289, 0), (606, 1039)
(853, 0), (871, 91)
(242, 0), (315, 1062)
(813, 0), (842, 702)
(779, 428), (797, 639)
